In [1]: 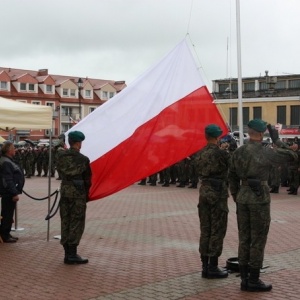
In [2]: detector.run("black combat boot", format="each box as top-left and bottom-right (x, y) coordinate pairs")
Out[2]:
(247, 268), (272, 292)
(288, 187), (296, 194)
(207, 256), (228, 279)
(162, 182), (169, 187)
(63, 244), (69, 263)
(201, 255), (209, 278)
(177, 182), (185, 188)
(138, 179), (146, 185)
(270, 186), (279, 193)
(239, 265), (249, 291)
(188, 182), (197, 188)
(65, 245), (89, 265)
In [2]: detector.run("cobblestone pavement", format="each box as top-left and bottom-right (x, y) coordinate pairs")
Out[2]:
(1, 176), (300, 300)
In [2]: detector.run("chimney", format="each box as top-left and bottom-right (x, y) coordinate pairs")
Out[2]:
(38, 69), (48, 76)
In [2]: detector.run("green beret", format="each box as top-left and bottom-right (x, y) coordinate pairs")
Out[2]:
(247, 119), (267, 132)
(68, 131), (85, 142)
(205, 124), (223, 138)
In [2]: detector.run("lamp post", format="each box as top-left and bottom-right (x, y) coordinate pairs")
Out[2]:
(77, 78), (83, 120)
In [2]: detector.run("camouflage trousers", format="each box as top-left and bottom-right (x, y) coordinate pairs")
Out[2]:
(198, 187), (228, 257)
(237, 202), (270, 269)
(60, 196), (87, 246)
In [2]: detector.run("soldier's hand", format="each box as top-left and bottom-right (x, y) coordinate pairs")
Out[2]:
(267, 124), (279, 144)
(12, 195), (19, 202)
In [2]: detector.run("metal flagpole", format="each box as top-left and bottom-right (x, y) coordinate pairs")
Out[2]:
(47, 127), (53, 241)
(11, 203), (24, 232)
(236, 0), (244, 145)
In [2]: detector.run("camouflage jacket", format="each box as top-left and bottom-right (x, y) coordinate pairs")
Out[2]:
(57, 148), (92, 199)
(229, 140), (298, 204)
(196, 143), (230, 199)
(196, 143), (230, 181)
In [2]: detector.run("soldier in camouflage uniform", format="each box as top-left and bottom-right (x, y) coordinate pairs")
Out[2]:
(187, 151), (200, 188)
(196, 124), (230, 279)
(55, 134), (66, 180)
(35, 146), (44, 176)
(25, 147), (34, 178)
(41, 147), (49, 177)
(176, 158), (188, 187)
(286, 143), (300, 195)
(228, 119), (298, 292)
(57, 131), (92, 265)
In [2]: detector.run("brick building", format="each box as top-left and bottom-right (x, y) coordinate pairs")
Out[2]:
(212, 71), (300, 138)
(0, 67), (126, 141)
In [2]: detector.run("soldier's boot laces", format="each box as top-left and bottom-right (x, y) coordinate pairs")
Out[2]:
(207, 256), (228, 279)
(65, 245), (88, 265)
(247, 268), (272, 292)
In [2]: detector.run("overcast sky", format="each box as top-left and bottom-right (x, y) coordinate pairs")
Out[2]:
(1, 0), (300, 90)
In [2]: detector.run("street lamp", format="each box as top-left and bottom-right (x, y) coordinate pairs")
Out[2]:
(77, 78), (83, 120)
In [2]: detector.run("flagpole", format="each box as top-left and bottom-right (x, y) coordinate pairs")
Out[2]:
(236, 0), (244, 145)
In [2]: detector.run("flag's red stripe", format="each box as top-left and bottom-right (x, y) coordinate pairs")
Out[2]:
(89, 86), (227, 200)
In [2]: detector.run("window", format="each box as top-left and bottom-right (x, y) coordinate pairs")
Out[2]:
(0, 81), (7, 90)
(243, 107), (249, 125)
(277, 106), (286, 125)
(46, 102), (54, 109)
(219, 83), (229, 93)
(85, 90), (91, 97)
(20, 83), (26, 91)
(46, 85), (53, 93)
(229, 107), (238, 127)
(70, 89), (76, 97)
(32, 101), (41, 105)
(109, 92), (114, 98)
(89, 107), (96, 113)
(102, 91), (108, 99)
(28, 84), (34, 91)
(253, 107), (262, 119)
(62, 124), (72, 133)
(259, 82), (267, 91)
(63, 88), (68, 96)
(231, 83), (238, 92)
(244, 82), (255, 92)
(62, 107), (73, 116)
(289, 80), (300, 89)
(290, 105), (300, 125)
(275, 81), (286, 90)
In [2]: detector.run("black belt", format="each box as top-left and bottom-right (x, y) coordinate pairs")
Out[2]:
(241, 180), (268, 186)
(61, 180), (83, 185)
(62, 180), (74, 185)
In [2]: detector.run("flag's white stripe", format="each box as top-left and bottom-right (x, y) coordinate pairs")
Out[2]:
(71, 39), (204, 162)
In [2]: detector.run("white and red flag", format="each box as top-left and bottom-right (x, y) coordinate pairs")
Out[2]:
(68, 39), (228, 200)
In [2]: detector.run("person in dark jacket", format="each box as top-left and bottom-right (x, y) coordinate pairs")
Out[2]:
(0, 141), (25, 243)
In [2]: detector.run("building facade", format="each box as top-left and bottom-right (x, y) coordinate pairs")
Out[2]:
(0, 67), (126, 141)
(212, 72), (300, 138)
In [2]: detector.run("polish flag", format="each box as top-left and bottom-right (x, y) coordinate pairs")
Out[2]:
(69, 115), (78, 124)
(68, 39), (228, 200)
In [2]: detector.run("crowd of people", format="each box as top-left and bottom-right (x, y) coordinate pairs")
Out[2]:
(138, 121), (300, 293)
(0, 131), (91, 265)
(138, 135), (300, 196)
(11, 142), (64, 179)
(1, 122), (300, 293)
